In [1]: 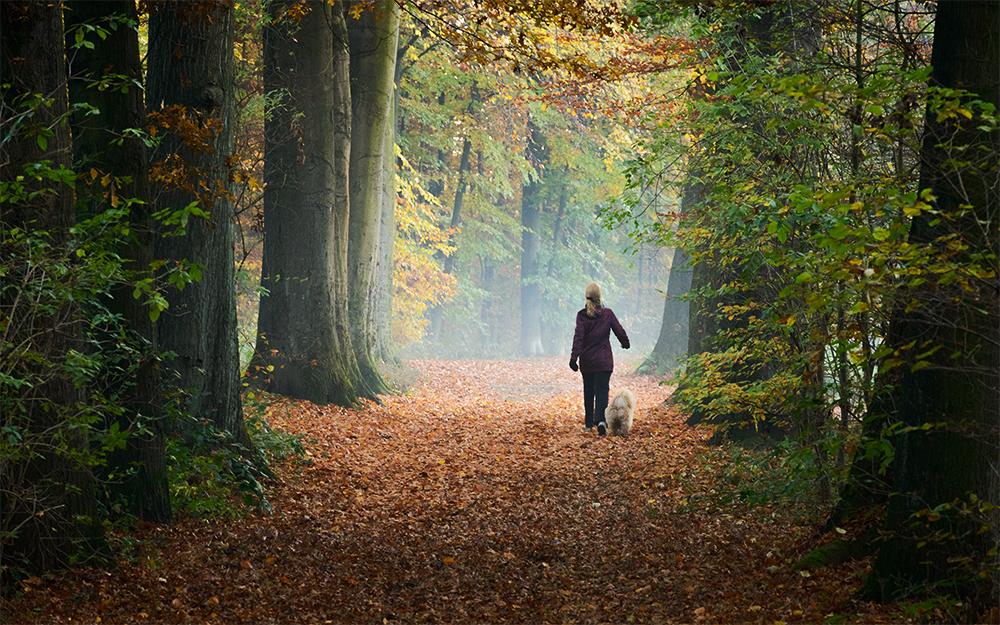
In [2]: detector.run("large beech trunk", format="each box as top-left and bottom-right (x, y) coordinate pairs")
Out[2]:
(146, 0), (250, 448)
(347, 0), (399, 395)
(254, 0), (363, 406)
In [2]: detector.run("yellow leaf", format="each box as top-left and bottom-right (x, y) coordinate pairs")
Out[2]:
(443, 557), (455, 564)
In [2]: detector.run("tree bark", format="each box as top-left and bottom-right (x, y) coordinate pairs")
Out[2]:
(864, 0), (999, 602)
(1, 0), (110, 572)
(65, 0), (171, 523)
(373, 47), (402, 366)
(254, 0), (362, 406)
(146, 0), (251, 449)
(346, 0), (398, 395)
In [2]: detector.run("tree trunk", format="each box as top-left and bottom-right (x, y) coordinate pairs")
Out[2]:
(254, 0), (362, 406)
(1, 0), (110, 573)
(146, 0), (250, 448)
(65, 0), (170, 523)
(637, 246), (690, 375)
(347, 0), (398, 396)
(373, 48), (402, 366)
(678, 5), (805, 445)
(864, 0), (999, 602)
(428, 136), (472, 343)
(541, 177), (568, 355)
(519, 124), (546, 356)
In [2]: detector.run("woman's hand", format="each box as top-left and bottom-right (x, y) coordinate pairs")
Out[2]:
(569, 359), (579, 372)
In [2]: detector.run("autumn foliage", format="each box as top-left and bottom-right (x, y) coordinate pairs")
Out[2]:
(5, 359), (952, 624)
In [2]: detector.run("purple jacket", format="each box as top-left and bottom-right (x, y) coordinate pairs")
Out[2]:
(570, 307), (629, 373)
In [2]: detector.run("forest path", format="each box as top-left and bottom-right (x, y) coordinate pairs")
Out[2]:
(7, 359), (882, 624)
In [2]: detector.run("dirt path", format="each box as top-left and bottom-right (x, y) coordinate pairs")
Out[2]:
(7, 359), (887, 624)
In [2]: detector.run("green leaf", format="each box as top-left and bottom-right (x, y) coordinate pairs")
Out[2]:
(828, 224), (849, 240)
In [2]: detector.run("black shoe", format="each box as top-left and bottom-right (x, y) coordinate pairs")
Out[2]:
(597, 422), (607, 436)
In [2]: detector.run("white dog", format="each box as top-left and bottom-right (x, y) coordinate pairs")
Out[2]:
(605, 388), (636, 436)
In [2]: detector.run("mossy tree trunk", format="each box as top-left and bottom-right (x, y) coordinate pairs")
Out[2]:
(254, 0), (363, 406)
(347, 0), (398, 396)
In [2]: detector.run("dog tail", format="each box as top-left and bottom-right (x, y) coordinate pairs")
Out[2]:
(614, 392), (629, 410)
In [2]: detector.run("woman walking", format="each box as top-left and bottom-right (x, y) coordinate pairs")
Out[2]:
(569, 282), (630, 435)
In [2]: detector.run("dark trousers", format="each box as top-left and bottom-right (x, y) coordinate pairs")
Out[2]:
(582, 370), (612, 428)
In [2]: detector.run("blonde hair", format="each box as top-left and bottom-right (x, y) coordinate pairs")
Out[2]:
(585, 282), (602, 317)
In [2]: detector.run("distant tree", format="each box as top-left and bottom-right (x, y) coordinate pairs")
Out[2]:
(637, 246), (690, 375)
(519, 122), (547, 356)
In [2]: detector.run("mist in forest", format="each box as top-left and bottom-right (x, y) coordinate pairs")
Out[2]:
(395, 244), (674, 361)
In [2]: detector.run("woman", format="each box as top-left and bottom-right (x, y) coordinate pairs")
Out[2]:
(569, 282), (629, 435)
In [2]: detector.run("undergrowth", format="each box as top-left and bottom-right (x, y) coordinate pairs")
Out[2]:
(165, 393), (308, 520)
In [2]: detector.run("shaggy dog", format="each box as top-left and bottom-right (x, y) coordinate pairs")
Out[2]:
(605, 388), (636, 436)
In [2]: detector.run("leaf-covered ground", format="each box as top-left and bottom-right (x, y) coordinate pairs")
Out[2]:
(7, 359), (916, 624)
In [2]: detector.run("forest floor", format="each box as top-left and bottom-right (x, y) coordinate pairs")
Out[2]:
(5, 358), (929, 624)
